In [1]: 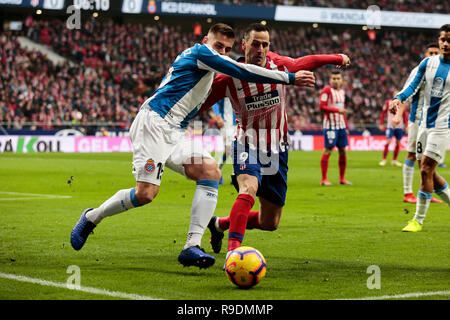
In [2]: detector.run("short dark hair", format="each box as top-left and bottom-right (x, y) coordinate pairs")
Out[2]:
(440, 24), (450, 33)
(426, 43), (439, 49)
(330, 70), (342, 75)
(244, 23), (270, 40)
(208, 23), (235, 39)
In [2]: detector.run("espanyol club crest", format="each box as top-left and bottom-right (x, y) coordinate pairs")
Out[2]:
(145, 159), (155, 173)
(147, 0), (157, 14)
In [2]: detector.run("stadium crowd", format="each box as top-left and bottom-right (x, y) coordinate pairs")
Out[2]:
(0, 16), (436, 132)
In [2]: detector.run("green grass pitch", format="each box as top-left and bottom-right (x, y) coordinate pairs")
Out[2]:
(0, 151), (448, 300)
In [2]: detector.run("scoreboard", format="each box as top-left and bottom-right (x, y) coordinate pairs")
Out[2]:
(0, 0), (116, 11)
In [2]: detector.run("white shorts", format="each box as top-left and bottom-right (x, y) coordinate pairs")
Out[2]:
(165, 136), (214, 178)
(130, 108), (215, 184)
(130, 108), (184, 185)
(407, 121), (419, 153)
(416, 127), (450, 163)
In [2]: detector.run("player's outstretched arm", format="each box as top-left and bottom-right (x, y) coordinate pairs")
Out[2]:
(268, 51), (349, 72)
(197, 44), (296, 85)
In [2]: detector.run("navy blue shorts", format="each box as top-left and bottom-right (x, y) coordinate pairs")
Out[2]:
(324, 128), (348, 149)
(231, 141), (288, 207)
(386, 128), (404, 140)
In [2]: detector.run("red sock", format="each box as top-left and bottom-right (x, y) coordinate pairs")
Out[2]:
(339, 154), (347, 181)
(383, 143), (389, 159)
(218, 210), (260, 231)
(218, 216), (230, 231)
(320, 153), (330, 180)
(246, 211), (260, 229)
(228, 194), (255, 251)
(393, 143), (400, 160)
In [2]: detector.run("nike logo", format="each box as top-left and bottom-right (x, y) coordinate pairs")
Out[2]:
(237, 87), (243, 91)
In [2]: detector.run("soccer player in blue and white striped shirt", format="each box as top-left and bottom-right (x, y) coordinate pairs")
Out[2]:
(391, 24), (450, 232)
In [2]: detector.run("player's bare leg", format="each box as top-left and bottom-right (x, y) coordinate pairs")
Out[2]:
(404, 155), (443, 232)
(177, 157), (221, 268)
(321, 147), (333, 185)
(338, 147), (351, 185)
(259, 197), (283, 231)
(71, 181), (158, 250)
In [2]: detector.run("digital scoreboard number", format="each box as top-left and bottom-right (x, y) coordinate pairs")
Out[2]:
(72, 0), (110, 11)
(121, 0), (144, 14)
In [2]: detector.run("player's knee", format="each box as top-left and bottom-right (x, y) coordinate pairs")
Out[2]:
(239, 182), (258, 198)
(135, 187), (158, 205)
(420, 164), (434, 180)
(185, 158), (221, 181)
(200, 162), (221, 181)
(407, 152), (416, 162)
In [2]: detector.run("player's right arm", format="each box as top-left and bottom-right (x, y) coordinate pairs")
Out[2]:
(197, 44), (315, 87)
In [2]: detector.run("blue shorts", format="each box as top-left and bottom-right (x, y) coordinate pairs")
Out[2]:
(386, 128), (404, 140)
(231, 141), (288, 207)
(324, 128), (348, 149)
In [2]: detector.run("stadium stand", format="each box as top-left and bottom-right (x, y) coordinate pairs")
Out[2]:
(0, 14), (439, 132)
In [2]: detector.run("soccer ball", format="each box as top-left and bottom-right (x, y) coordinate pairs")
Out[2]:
(224, 246), (267, 288)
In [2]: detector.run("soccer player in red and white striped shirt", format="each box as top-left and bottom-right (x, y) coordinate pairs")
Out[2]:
(379, 94), (408, 167)
(199, 23), (350, 254)
(319, 70), (352, 186)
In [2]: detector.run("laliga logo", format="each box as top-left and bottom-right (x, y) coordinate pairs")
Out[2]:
(148, 0), (157, 14)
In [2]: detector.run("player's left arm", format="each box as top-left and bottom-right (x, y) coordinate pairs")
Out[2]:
(197, 44), (296, 85)
(268, 51), (349, 72)
(391, 58), (428, 113)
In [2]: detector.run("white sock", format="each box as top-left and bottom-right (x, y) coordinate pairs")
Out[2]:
(184, 180), (219, 249)
(435, 182), (450, 207)
(414, 190), (432, 225)
(403, 159), (415, 194)
(86, 188), (141, 225)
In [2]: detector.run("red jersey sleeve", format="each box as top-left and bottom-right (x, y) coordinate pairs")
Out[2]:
(196, 74), (229, 116)
(319, 86), (340, 113)
(268, 51), (343, 73)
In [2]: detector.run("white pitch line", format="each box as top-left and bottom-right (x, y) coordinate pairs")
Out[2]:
(338, 291), (450, 300)
(0, 191), (72, 201)
(0, 272), (161, 300)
